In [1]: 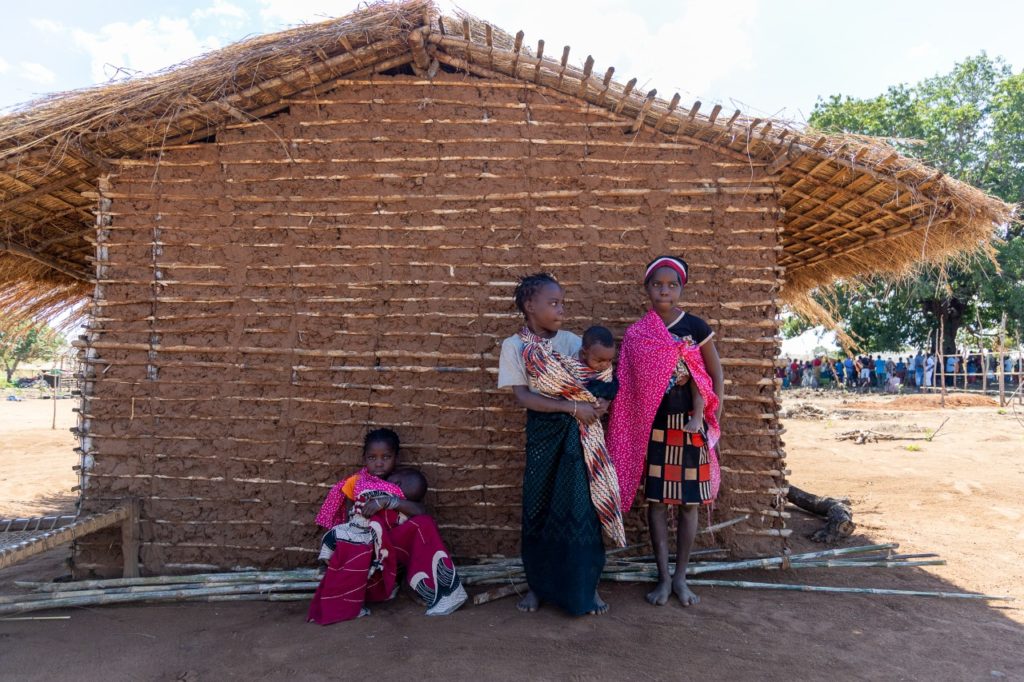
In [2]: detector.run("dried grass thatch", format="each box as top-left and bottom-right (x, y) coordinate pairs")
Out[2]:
(0, 0), (1015, 330)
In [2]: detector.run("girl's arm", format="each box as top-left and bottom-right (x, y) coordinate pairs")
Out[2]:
(686, 380), (706, 432)
(700, 340), (725, 421)
(691, 380), (705, 414)
(360, 497), (427, 518)
(511, 385), (599, 423)
(392, 499), (426, 517)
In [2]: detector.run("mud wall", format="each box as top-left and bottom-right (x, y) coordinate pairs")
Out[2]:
(74, 72), (786, 575)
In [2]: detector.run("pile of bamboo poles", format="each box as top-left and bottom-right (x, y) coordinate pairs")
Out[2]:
(1, 543), (1011, 616)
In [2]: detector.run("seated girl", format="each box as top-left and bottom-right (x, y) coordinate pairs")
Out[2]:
(307, 428), (467, 625)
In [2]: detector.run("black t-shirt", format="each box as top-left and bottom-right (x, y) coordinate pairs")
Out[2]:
(666, 312), (713, 348)
(662, 312), (714, 414)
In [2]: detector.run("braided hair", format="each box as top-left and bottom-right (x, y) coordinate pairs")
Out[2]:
(513, 272), (560, 315)
(363, 428), (400, 455)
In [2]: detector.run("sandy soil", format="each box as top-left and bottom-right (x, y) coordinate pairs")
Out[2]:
(1, 395), (1022, 681)
(0, 398), (78, 518)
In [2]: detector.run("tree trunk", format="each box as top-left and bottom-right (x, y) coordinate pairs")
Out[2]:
(921, 296), (965, 355)
(786, 485), (855, 543)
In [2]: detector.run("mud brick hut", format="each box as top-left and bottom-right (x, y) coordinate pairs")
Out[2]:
(0, 1), (1012, 576)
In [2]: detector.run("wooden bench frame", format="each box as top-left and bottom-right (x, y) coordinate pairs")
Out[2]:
(0, 500), (140, 577)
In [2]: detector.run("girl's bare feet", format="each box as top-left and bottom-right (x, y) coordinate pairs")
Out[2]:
(646, 578), (672, 605)
(588, 590), (610, 615)
(672, 576), (700, 607)
(516, 590), (541, 613)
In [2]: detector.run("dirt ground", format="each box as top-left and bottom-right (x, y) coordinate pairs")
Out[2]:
(1, 395), (1023, 681)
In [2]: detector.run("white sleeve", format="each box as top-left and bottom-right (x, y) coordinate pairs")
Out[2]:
(497, 338), (528, 388)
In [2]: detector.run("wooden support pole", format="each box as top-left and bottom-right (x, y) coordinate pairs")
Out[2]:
(576, 56), (594, 99)
(654, 93), (681, 132)
(408, 28), (432, 72)
(595, 67), (615, 106)
(555, 45), (570, 88)
(0, 241), (91, 281)
(707, 104), (723, 126)
(983, 348), (988, 394)
(121, 498), (140, 578)
(511, 30), (524, 76)
(629, 89), (657, 133)
(612, 78), (636, 115)
(939, 315), (947, 407)
(999, 312), (1007, 407)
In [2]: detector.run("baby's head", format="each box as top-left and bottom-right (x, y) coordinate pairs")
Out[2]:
(580, 326), (616, 373)
(387, 467), (428, 503)
(363, 427), (400, 479)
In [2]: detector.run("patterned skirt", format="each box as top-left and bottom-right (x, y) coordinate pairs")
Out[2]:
(307, 513), (466, 624)
(644, 396), (714, 506)
(521, 410), (606, 616)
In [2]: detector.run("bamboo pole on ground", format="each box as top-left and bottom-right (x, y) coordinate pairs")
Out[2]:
(15, 569), (320, 592)
(472, 583), (525, 606)
(683, 580), (1011, 600)
(0, 582), (321, 615)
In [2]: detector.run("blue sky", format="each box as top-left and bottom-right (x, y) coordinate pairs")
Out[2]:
(2, 1), (1022, 122)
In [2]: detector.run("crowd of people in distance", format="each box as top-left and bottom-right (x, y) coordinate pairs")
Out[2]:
(778, 350), (1023, 393)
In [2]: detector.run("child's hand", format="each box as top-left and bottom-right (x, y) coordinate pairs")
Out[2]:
(574, 402), (599, 424)
(594, 398), (610, 418)
(683, 417), (702, 433)
(357, 498), (385, 517)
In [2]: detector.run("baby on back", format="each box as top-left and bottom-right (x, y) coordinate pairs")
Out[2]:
(578, 325), (619, 402)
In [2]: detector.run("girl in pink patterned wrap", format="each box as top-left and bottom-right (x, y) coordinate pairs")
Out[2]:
(307, 428), (467, 624)
(607, 256), (725, 608)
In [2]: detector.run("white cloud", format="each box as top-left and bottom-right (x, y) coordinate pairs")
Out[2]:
(71, 17), (219, 82)
(19, 61), (56, 84)
(0, 57), (9, 74)
(907, 42), (935, 60)
(30, 18), (65, 33)
(657, 0), (759, 100)
(192, 0), (249, 23)
(435, 0), (760, 108)
(258, 0), (349, 28)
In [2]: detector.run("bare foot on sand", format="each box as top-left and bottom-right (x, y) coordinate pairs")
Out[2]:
(516, 590), (541, 613)
(589, 591), (610, 615)
(672, 577), (700, 607)
(646, 578), (672, 605)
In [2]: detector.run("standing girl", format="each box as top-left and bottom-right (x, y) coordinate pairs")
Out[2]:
(497, 273), (622, 616)
(608, 256), (725, 607)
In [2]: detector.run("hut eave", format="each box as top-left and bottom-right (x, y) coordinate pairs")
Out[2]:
(0, 0), (1014, 328)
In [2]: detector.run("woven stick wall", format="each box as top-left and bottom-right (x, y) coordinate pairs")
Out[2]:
(72, 72), (787, 575)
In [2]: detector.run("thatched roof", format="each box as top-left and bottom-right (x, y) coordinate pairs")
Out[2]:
(0, 0), (1014, 327)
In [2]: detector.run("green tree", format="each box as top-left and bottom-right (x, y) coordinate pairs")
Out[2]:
(0, 323), (64, 383)
(807, 54), (1024, 353)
